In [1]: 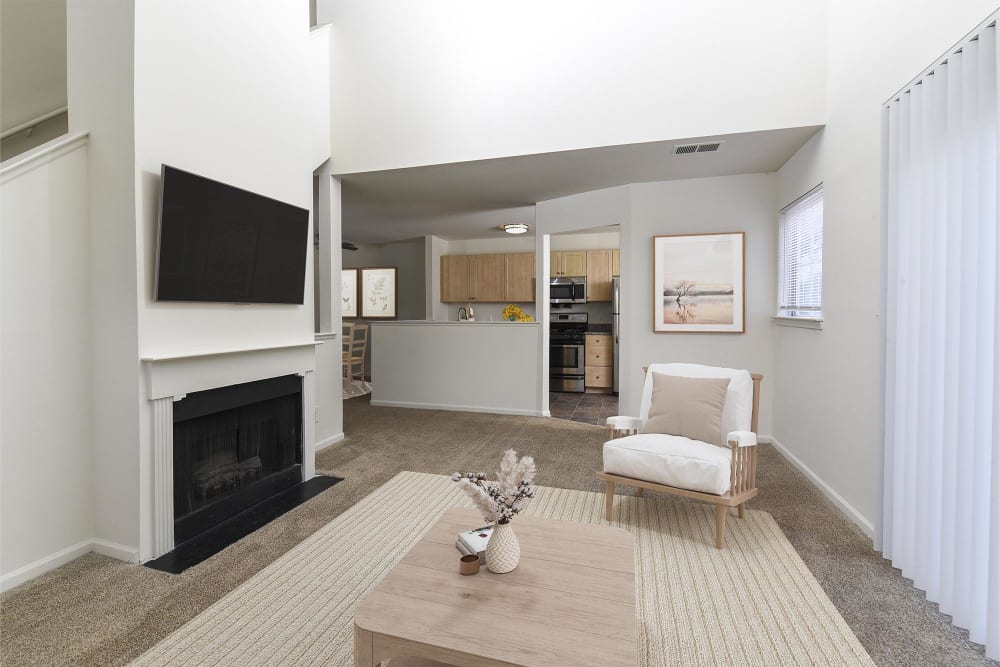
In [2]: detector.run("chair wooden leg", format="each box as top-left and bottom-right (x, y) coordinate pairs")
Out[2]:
(604, 480), (615, 521)
(738, 502), (746, 519)
(715, 504), (727, 549)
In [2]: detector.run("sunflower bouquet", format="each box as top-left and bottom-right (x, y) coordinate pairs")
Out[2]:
(502, 304), (534, 322)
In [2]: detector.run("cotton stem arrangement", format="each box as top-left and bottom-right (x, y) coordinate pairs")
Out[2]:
(452, 449), (537, 524)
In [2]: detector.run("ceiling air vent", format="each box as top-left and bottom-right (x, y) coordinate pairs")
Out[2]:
(674, 141), (724, 155)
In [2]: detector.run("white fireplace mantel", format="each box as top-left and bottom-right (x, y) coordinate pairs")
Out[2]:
(141, 341), (319, 560)
(142, 341), (320, 400)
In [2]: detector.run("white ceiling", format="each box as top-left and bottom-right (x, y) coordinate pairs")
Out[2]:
(339, 126), (822, 244)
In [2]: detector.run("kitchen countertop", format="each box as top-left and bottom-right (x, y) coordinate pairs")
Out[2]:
(587, 324), (613, 333)
(369, 320), (538, 326)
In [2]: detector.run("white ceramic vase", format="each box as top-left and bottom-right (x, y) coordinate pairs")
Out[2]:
(485, 522), (520, 573)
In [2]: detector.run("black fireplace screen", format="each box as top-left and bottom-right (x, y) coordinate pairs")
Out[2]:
(173, 375), (302, 542)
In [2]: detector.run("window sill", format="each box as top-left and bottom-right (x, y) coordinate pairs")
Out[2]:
(772, 315), (823, 330)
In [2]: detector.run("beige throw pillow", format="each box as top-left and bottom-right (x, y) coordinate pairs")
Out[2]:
(641, 373), (730, 445)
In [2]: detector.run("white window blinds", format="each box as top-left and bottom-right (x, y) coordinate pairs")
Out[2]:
(778, 186), (824, 316)
(881, 17), (998, 660)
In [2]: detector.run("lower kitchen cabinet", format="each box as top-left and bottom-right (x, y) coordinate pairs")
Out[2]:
(584, 333), (613, 393)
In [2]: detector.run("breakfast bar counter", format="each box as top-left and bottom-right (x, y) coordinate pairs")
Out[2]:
(368, 321), (542, 416)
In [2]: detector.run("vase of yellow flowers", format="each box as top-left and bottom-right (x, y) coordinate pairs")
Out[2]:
(502, 304), (534, 322)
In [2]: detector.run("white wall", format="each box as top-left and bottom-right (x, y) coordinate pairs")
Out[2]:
(314, 175), (343, 448)
(771, 0), (999, 535)
(134, 0), (315, 359)
(0, 135), (94, 588)
(426, 236), (448, 320)
(309, 25), (332, 170)
(628, 175), (776, 435)
(323, 0), (826, 173)
(0, 0), (67, 132)
(444, 230), (620, 255)
(66, 0), (141, 561)
(370, 322), (542, 415)
(343, 238), (427, 321)
(343, 237), (426, 377)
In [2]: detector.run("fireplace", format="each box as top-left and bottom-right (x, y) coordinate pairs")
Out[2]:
(172, 374), (302, 543)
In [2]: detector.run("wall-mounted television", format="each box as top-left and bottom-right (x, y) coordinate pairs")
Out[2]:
(155, 165), (309, 304)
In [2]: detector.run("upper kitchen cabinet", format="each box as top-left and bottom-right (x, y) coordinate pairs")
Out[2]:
(550, 250), (587, 277)
(612, 249), (620, 276)
(475, 254), (506, 302)
(586, 249), (613, 302)
(441, 254), (474, 302)
(505, 253), (535, 302)
(440, 252), (532, 303)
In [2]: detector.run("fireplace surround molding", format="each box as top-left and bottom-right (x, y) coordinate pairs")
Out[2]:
(142, 341), (319, 560)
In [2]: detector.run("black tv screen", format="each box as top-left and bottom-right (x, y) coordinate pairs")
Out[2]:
(155, 165), (309, 304)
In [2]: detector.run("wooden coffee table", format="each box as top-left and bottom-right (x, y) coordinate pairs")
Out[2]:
(354, 507), (636, 666)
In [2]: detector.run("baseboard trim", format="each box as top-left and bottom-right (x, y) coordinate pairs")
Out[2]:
(763, 436), (875, 538)
(369, 399), (544, 418)
(91, 538), (139, 563)
(0, 537), (138, 593)
(314, 432), (345, 452)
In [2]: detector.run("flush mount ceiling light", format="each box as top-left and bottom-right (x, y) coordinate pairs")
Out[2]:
(500, 223), (530, 235)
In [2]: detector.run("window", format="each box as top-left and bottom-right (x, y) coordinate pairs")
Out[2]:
(778, 185), (823, 320)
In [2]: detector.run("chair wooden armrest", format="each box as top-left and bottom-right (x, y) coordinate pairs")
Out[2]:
(727, 432), (758, 501)
(606, 416), (642, 439)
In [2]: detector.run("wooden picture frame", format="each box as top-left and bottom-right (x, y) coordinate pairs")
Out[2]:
(652, 232), (745, 333)
(360, 267), (398, 319)
(341, 268), (359, 319)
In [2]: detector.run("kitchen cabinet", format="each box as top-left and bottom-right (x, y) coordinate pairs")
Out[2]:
(550, 251), (588, 278)
(505, 253), (535, 302)
(474, 254), (506, 302)
(585, 333), (613, 392)
(612, 249), (620, 276)
(441, 252), (533, 303)
(586, 249), (613, 302)
(441, 255), (474, 302)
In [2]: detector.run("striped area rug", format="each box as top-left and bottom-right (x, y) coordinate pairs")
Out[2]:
(132, 471), (873, 666)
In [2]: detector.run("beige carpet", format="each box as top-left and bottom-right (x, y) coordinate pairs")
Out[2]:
(132, 471), (873, 666)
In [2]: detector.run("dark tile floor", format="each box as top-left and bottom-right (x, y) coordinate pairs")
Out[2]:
(548, 391), (619, 425)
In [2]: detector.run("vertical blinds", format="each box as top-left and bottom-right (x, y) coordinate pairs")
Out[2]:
(880, 17), (998, 661)
(779, 186), (824, 313)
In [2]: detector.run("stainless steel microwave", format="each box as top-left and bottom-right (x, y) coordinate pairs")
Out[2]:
(550, 277), (587, 304)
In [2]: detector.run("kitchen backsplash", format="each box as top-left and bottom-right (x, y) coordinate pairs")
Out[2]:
(551, 301), (613, 324)
(444, 301), (613, 323)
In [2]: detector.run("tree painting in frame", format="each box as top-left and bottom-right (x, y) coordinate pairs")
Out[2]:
(361, 267), (398, 319)
(653, 232), (745, 333)
(341, 269), (358, 318)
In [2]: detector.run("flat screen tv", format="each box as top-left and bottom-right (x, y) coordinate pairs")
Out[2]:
(155, 165), (309, 304)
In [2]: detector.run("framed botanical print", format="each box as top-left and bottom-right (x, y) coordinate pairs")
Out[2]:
(653, 232), (745, 333)
(360, 267), (398, 319)
(341, 268), (358, 318)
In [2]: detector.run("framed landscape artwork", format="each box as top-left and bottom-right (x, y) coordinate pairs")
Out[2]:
(653, 232), (745, 333)
(341, 269), (358, 318)
(360, 267), (398, 319)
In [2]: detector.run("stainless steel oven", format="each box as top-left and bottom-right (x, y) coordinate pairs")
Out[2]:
(550, 312), (587, 393)
(549, 277), (587, 304)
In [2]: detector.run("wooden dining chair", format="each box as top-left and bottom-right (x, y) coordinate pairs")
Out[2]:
(348, 323), (369, 381)
(342, 323), (356, 380)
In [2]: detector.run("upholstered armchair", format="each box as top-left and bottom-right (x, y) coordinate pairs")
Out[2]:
(597, 363), (763, 548)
